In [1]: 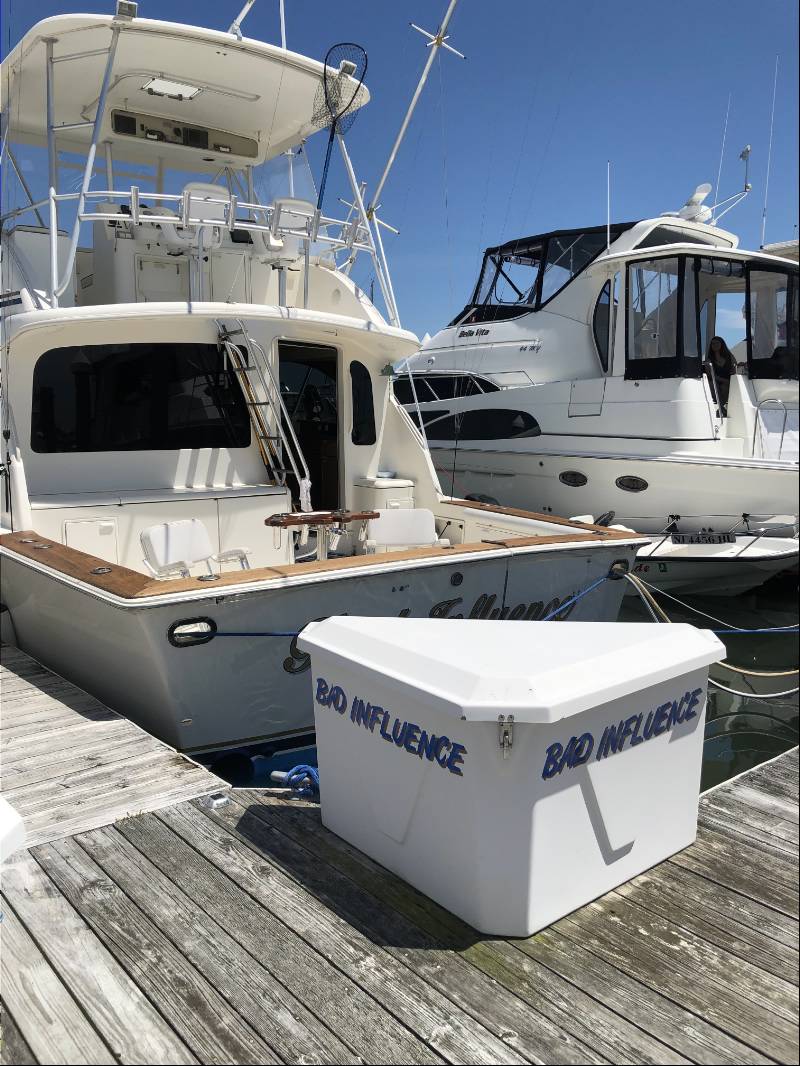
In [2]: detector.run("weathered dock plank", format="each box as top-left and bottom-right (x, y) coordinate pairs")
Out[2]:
(180, 796), (598, 1065)
(0, 902), (117, 1065)
(0, 645), (226, 846)
(29, 837), (281, 1065)
(73, 824), (361, 1064)
(2, 852), (197, 1065)
(155, 801), (557, 1065)
(222, 790), (680, 1064)
(115, 812), (449, 1066)
(229, 786), (783, 1065)
(1, 744), (796, 1065)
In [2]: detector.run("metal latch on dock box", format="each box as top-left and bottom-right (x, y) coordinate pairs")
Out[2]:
(498, 714), (514, 759)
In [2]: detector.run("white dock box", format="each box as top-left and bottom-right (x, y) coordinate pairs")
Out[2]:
(298, 618), (724, 936)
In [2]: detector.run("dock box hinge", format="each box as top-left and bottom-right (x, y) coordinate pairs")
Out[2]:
(498, 714), (514, 759)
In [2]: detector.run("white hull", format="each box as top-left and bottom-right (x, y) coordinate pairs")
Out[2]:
(430, 444), (798, 535)
(1, 539), (637, 753)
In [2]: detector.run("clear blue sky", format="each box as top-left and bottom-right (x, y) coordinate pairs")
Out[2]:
(3, 0), (798, 337)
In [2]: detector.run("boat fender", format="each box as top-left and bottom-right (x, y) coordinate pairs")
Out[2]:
(9, 449), (33, 531)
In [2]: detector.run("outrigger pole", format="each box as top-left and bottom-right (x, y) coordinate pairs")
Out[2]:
(228, 0), (287, 48)
(366, 0), (464, 220)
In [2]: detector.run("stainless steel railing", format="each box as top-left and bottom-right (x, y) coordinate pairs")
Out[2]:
(752, 397), (789, 459)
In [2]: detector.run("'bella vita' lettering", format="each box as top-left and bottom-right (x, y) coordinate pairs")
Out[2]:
(315, 676), (467, 777)
(541, 688), (703, 780)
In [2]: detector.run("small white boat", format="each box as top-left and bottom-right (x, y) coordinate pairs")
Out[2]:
(569, 516), (798, 596)
(628, 532), (798, 596)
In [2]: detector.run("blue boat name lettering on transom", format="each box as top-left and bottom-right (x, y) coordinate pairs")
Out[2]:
(541, 687), (703, 780)
(315, 676), (467, 777)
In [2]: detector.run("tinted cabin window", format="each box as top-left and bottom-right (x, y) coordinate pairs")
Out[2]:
(393, 374), (498, 403)
(593, 281), (611, 372)
(31, 342), (251, 453)
(412, 409), (541, 440)
(350, 361), (376, 445)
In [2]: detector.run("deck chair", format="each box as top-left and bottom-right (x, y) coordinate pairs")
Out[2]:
(140, 518), (250, 579)
(364, 508), (449, 554)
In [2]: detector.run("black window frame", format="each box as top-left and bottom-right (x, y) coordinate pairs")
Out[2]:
(537, 230), (614, 310)
(746, 262), (799, 380)
(450, 222), (637, 327)
(625, 253), (799, 381)
(624, 254), (704, 380)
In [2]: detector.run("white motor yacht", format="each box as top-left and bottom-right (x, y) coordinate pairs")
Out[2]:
(399, 189), (799, 538)
(0, 6), (646, 754)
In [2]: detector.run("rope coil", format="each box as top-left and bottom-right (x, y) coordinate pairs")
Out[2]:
(283, 764), (320, 800)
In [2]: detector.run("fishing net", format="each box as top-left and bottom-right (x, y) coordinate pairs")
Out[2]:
(313, 43), (368, 210)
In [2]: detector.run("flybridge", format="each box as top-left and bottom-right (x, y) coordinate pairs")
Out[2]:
(0, 7), (400, 320)
(0, 12), (367, 164)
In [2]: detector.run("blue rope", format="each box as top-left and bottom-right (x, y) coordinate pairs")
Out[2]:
(540, 575), (608, 620)
(285, 764), (320, 800)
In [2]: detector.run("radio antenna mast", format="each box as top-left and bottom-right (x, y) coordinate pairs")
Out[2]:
(760, 55), (779, 248)
(367, 0), (464, 218)
(606, 160), (611, 250)
(713, 92), (731, 212)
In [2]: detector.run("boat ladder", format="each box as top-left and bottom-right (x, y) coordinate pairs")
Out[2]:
(216, 318), (312, 509)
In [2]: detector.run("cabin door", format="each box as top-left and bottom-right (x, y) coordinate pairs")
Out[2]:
(278, 341), (340, 510)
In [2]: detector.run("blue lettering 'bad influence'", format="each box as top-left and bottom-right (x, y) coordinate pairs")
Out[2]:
(314, 676), (468, 777)
(542, 687), (704, 780)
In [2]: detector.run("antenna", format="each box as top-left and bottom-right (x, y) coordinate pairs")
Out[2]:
(367, 0), (465, 217)
(710, 146), (752, 224)
(760, 55), (779, 248)
(606, 160), (611, 251)
(713, 92), (731, 211)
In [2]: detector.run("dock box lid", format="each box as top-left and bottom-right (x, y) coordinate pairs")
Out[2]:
(298, 618), (724, 724)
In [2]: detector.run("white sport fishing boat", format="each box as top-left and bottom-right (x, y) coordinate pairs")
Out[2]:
(0, 4), (647, 755)
(398, 185), (799, 537)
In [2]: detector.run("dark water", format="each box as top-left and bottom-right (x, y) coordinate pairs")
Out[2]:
(207, 572), (799, 792)
(620, 570), (799, 791)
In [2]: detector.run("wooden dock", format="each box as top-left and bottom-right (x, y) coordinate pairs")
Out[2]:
(1, 728), (796, 1065)
(0, 645), (227, 847)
